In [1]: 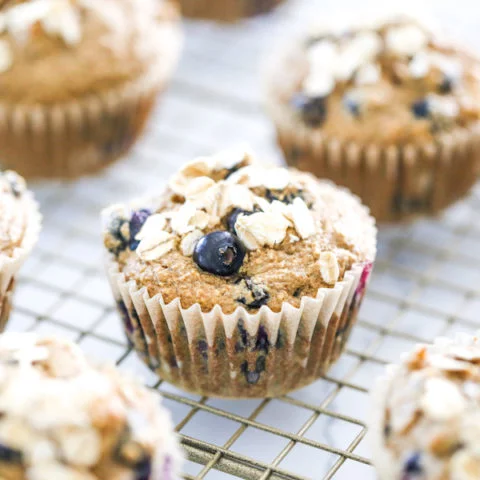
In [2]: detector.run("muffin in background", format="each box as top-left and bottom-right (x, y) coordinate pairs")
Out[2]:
(0, 170), (41, 331)
(102, 148), (376, 398)
(265, 12), (480, 222)
(0, 0), (182, 179)
(177, 0), (284, 22)
(370, 333), (480, 480)
(0, 333), (183, 479)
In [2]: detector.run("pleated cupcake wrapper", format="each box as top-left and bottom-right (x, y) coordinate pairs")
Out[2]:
(106, 258), (371, 398)
(266, 96), (480, 223)
(0, 27), (182, 179)
(177, 0), (284, 21)
(0, 193), (42, 330)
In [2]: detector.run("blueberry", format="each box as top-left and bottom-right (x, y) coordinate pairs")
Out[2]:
(276, 330), (285, 349)
(235, 319), (249, 352)
(133, 456), (152, 480)
(5, 176), (22, 198)
(265, 189), (305, 205)
(291, 93), (327, 127)
(0, 443), (23, 464)
(116, 299), (133, 334)
(236, 277), (270, 310)
(242, 364), (260, 385)
(107, 217), (129, 255)
(224, 163), (242, 180)
(343, 94), (360, 117)
(438, 74), (454, 94)
(115, 433), (152, 480)
(403, 452), (422, 475)
(129, 209), (151, 251)
(412, 99), (430, 118)
(227, 208), (253, 233)
(255, 325), (270, 354)
(198, 340), (208, 361)
(193, 231), (246, 276)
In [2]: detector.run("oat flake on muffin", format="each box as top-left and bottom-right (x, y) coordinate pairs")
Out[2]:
(0, 333), (182, 480)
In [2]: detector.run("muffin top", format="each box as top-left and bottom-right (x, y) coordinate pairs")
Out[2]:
(0, 333), (182, 480)
(268, 12), (480, 144)
(0, 170), (34, 258)
(103, 149), (376, 314)
(373, 333), (480, 480)
(0, 0), (181, 104)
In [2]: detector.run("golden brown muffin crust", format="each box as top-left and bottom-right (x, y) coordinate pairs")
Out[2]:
(0, 0), (180, 104)
(103, 149), (376, 314)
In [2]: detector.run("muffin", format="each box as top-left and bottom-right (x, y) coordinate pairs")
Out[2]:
(265, 12), (480, 222)
(0, 0), (182, 179)
(370, 333), (480, 479)
(177, 0), (284, 22)
(0, 333), (183, 479)
(0, 170), (41, 331)
(102, 148), (377, 398)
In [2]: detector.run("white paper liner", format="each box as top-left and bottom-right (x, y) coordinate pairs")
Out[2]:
(0, 22), (182, 179)
(265, 89), (480, 224)
(0, 190), (42, 330)
(106, 257), (372, 398)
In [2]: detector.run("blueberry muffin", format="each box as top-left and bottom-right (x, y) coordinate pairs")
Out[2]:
(0, 0), (182, 178)
(370, 333), (480, 480)
(0, 170), (41, 331)
(102, 148), (377, 398)
(265, 12), (480, 222)
(0, 333), (182, 479)
(177, 0), (284, 22)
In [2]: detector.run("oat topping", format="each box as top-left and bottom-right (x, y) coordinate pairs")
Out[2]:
(0, 0), (170, 72)
(373, 333), (480, 480)
(285, 12), (480, 140)
(102, 148), (376, 313)
(0, 333), (182, 480)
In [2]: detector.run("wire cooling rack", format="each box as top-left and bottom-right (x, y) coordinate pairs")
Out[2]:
(8, 1), (480, 479)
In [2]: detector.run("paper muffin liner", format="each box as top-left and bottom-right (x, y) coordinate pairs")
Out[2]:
(177, 0), (284, 22)
(266, 96), (480, 223)
(106, 257), (372, 398)
(0, 29), (182, 180)
(0, 192), (42, 331)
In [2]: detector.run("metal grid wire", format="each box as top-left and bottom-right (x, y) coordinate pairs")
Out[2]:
(8, 1), (480, 479)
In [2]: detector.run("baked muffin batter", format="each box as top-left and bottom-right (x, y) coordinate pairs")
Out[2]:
(103, 149), (376, 314)
(270, 13), (480, 145)
(371, 333), (480, 480)
(0, 334), (182, 480)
